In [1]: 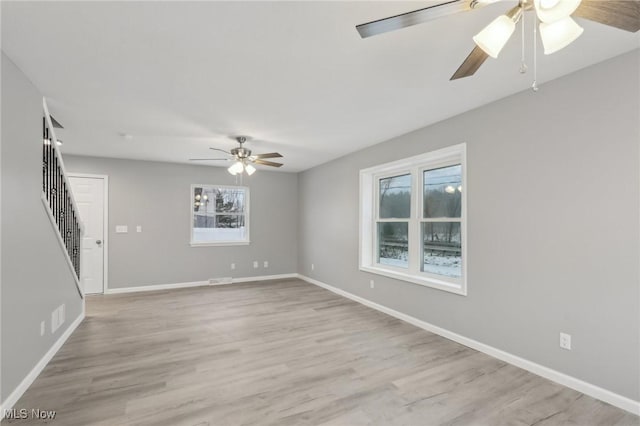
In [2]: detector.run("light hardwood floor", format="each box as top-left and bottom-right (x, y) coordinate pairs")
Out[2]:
(8, 278), (639, 426)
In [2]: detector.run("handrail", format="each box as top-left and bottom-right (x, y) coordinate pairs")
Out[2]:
(42, 98), (84, 294)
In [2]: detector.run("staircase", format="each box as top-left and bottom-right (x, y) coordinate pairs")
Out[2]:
(41, 99), (84, 297)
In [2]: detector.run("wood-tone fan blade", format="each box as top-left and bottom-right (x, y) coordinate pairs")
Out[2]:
(450, 46), (490, 80)
(253, 152), (283, 159)
(356, 0), (470, 38)
(573, 0), (640, 32)
(253, 159), (283, 168)
(209, 147), (231, 154)
(188, 158), (229, 161)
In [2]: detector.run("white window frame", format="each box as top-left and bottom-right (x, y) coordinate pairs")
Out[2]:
(359, 143), (467, 296)
(190, 184), (250, 247)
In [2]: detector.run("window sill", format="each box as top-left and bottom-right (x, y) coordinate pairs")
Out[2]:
(190, 241), (250, 247)
(359, 265), (466, 296)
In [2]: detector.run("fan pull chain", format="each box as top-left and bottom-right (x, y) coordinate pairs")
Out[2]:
(532, 18), (539, 92)
(519, 11), (527, 74)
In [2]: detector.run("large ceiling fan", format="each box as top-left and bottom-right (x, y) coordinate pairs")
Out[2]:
(189, 136), (283, 176)
(356, 0), (640, 80)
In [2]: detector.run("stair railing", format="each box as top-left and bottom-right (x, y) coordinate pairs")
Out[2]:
(41, 98), (84, 297)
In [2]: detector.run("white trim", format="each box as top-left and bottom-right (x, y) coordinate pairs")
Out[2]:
(189, 184), (250, 246)
(297, 274), (640, 416)
(359, 144), (466, 176)
(105, 281), (209, 294)
(40, 194), (83, 298)
(359, 265), (466, 295)
(104, 273), (298, 294)
(0, 311), (85, 419)
(190, 241), (250, 247)
(232, 273), (297, 283)
(66, 173), (109, 294)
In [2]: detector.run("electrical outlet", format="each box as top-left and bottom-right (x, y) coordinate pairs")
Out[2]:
(560, 332), (572, 350)
(370, 280), (375, 289)
(40, 321), (45, 336)
(136, 225), (142, 233)
(231, 263), (236, 270)
(263, 261), (269, 268)
(311, 263), (315, 271)
(253, 261), (259, 269)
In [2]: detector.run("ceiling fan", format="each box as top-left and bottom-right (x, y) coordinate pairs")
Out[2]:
(356, 0), (640, 80)
(189, 136), (283, 176)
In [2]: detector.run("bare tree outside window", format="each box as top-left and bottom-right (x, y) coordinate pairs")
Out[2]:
(377, 174), (410, 268)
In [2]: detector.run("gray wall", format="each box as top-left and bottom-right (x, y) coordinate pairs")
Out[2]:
(63, 156), (298, 289)
(1, 53), (84, 402)
(298, 51), (640, 401)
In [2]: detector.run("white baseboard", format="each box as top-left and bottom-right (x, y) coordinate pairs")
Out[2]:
(297, 274), (640, 416)
(105, 280), (209, 294)
(105, 273), (298, 294)
(0, 311), (85, 419)
(232, 273), (298, 283)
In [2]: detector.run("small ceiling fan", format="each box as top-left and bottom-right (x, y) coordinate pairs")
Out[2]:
(356, 0), (640, 80)
(189, 136), (283, 176)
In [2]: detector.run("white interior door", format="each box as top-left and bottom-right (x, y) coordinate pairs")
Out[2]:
(69, 175), (106, 294)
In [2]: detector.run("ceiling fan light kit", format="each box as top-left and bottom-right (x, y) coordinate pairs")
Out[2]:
(228, 161), (257, 176)
(356, 0), (639, 81)
(472, 0), (583, 61)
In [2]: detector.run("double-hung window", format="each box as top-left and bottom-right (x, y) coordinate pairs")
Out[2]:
(360, 144), (466, 295)
(190, 185), (249, 246)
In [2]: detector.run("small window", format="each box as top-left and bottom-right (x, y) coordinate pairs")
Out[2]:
(360, 144), (467, 295)
(190, 185), (249, 246)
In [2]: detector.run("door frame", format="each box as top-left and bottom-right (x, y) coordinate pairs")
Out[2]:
(67, 173), (109, 294)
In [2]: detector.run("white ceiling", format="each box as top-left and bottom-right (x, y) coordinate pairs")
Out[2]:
(3, 1), (639, 172)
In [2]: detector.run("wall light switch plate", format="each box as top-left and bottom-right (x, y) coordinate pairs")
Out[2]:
(311, 264), (315, 271)
(51, 310), (58, 333)
(263, 261), (269, 268)
(370, 280), (375, 289)
(136, 225), (142, 233)
(116, 225), (128, 233)
(253, 261), (259, 269)
(231, 263), (236, 270)
(40, 321), (45, 336)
